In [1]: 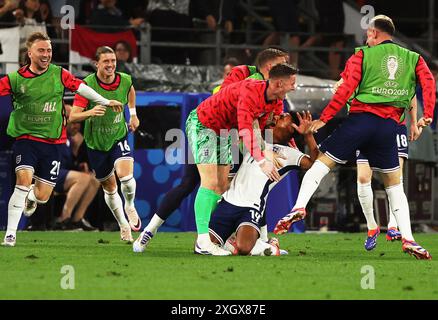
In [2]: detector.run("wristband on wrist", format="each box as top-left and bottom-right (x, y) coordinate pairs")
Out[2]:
(129, 108), (137, 116)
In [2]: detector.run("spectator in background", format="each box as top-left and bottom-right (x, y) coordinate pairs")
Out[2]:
(14, 0), (47, 65)
(114, 40), (132, 62)
(14, 0), (43, 24)
(113, 40), (133, 73)
(301, 0), (345, 79)
(0, 0), (19, 27)
(222, 57), (240, 78)
(145, 0), (192, 64)
(263, 0), (301, 67)
(90, 0), (144, 33)
(39, 0), (56, 37)
(190, 0), (237, 65)
(53, 105), (100, 231)
(210, 57), (240, 92)
(190, 0), (236, 34)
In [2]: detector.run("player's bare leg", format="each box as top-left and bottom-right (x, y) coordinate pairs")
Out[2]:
(381, 170), (431, 260)
(70, 176), (100, 228)
(57, 171), (91, 223)
(101, 174), (132, 242)
(115, 158), (141, 231)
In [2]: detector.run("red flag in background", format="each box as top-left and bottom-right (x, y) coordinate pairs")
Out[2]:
(70, 25), (137, 65)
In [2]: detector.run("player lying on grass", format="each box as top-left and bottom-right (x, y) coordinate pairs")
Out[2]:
(207, 111), (318, 256)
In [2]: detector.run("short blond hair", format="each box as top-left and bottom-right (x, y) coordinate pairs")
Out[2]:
(370, 15), (395, 35)
(26, 32), (51, 49)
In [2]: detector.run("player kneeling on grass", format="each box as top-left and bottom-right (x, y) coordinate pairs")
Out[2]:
(69, 46), (141, 243)
(208, 111), (318, 255)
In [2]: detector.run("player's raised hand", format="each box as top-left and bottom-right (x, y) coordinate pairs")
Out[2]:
(129, 115), (140, 132)
(89, 105), (106, 117)
(309, 119), (326, 133)
(107, 100), (124, 113)
(259, 159), (281, 181)
(292, 111), (313, 135)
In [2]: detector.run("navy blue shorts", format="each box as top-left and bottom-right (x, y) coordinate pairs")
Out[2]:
(54, 168), (70, 193)
(357, 124), (408, 162)
(13, 139), (62, 187)
(87, 137), (133, 181)
(209, 200), (263, 245)
(319, 113), (399, 172)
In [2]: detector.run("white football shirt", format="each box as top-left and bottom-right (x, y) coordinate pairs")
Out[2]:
(223, 143), (307, 213)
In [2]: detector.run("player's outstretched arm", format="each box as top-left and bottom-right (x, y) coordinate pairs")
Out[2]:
(76, 83), (123, 112)
(69, 105), (106, 123)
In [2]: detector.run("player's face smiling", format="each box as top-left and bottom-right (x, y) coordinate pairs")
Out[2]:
(97, 53), (117, 78)
(276, 74), (297, 99)
(28, 40), (52, 72)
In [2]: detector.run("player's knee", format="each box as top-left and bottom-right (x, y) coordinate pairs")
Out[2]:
(236, 240), (252, 256)
(33, 188), (51, 203)
(90, 176), (101, 189)
(78, 172), (91, 184)
(216, 183), (229, 195)
(201, 179), (219, 191)
(101, 179), (117, 193)
(357, 174), (371, 184)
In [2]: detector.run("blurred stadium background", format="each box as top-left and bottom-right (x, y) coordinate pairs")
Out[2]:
(1, 0), (438, 235)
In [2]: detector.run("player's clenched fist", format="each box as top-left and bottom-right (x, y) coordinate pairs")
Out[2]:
(107, 100), (124, 113)
(89, 105), (106, 117)
(129, 115), (140, 132)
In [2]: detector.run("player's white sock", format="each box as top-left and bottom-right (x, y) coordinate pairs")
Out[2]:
(120, 174), (136, 208)
(197, 233), (212, 248)
(385, 183), (414, 241)
(387, 176), (403, 229)
(103, 187), (129, 228)
(259, 224), (269, 242)
(357, 182), (378, 230)
(6, 185), (29, 236)
(27, 188), (48, 204)
(145, 213), (164, 235)
(250, 239), (274, 256)
(294, 160), (330, 209)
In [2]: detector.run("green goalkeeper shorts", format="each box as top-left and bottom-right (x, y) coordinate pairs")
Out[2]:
(185, 109), (232, 165)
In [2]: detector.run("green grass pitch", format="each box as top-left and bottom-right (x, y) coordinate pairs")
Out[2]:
(1, 231), (437, 299)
